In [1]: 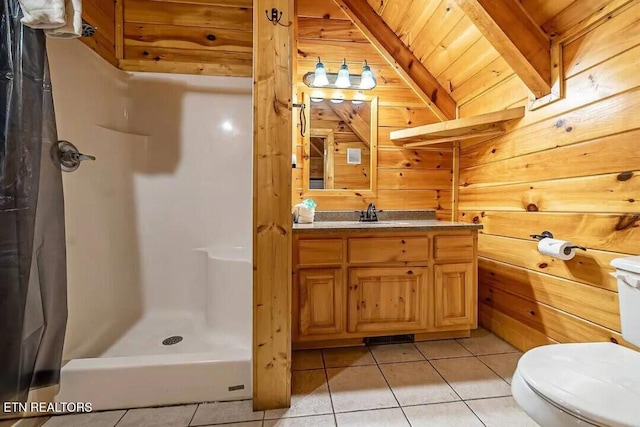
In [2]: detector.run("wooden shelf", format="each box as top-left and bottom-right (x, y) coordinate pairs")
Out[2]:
(390, 107), (525, 147)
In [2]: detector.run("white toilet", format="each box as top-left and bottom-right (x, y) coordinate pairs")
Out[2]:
(512, 256), (640, 427)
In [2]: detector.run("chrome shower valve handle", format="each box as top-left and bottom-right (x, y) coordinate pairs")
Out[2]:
(52, 140), (96, 172)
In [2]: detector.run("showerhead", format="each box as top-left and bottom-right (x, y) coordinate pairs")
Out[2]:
(81, 20), (96, 37)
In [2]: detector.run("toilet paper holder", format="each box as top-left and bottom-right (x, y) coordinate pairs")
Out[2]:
(530, 231), (587, 255)
(530, 231), (554, 241)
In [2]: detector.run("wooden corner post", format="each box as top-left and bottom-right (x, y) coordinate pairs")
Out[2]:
(253, 0), (294, 411)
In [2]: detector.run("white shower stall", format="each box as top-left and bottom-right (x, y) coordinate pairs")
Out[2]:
(45, 39), (253, 410)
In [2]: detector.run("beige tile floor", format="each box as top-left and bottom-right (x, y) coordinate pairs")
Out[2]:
(1, 329), (538, 427)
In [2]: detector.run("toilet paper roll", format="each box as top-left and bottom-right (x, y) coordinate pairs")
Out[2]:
(537, 238), (576, 261)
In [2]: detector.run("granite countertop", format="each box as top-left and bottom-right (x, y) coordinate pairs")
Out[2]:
(293, 219), (483, 233)
(292, 210), (482, 233)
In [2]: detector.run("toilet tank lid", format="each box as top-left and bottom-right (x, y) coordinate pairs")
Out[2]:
(612, 256), (640, 274)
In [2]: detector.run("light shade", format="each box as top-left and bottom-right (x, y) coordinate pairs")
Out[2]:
(335, 59), (351, 88)
(312, 58), (329, 87)
(359, 60), (376, 89)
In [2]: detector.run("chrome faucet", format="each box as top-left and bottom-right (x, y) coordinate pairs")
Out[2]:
(359, 203), (378, 222)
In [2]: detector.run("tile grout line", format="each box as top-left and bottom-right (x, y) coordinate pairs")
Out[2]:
(373, 355), (412, 427)
(320, 350), (339, 427)
(475, 353), (520, 386)
(462, 400), (488, 427)
(424, 356), (487, 427)
(112, 410), (128, 427)
(187, 403), (198, 427)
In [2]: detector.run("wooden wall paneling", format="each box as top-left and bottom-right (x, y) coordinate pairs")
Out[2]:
(453, 57), (515, 105)
(377, 148), (454, 169)
(479, 303), (560, 351)
(159, 0), (253, 5)
(293, 189), (452, 211)
(458, 171), (640, 213)
(541, 0), (636, 38)
(479, 285), (637, 349)
(501, 37), (640, 131)
(459, 74), (530, 117)
(333, 0), (458, 120)
(297, 39), (388, 64)
(81, 31), (119, 68)
(562, 1), (640, 78)
(253, 0), (293, 410)
(377, 169), (453, 190)
(454, 0), (552, 98)
(81, 0), (118, 66)
(84, 0), (116, 45)
(115, 0), (124, 59)
(118, 59), (253, 76)
(120, 0), (253, 77)
(462, 87), (640, 166)
(297, 0), (348, 19)
(124, 23), (253, 52)
(479, 258), (620, 331)
(377, 107), (439, 128)
(477, 234), (621, 292)
(125, 0), (252, 29)
(124, 46), (253, 66)
(458, 5), (640, 348)
(437, 37), (501, 95)
(297, 17), (367, 41)
(460, 211), (640, 255)
(461, 130), (640, 188)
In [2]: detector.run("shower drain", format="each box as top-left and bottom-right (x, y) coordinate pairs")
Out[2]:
(162, 336), (183, 346)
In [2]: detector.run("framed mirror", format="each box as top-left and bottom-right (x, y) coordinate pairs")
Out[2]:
(302, 94), (378, 196)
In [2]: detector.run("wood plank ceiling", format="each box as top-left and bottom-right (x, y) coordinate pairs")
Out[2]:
(364, 0), (513, 107)
(79, 0), (603, 99)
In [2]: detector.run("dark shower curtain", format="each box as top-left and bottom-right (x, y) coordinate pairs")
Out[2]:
(0, 0), (67, 405)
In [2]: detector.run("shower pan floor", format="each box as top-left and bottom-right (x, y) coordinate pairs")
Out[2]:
(56, 311), (251, 411)
(99, 311), (249, 358)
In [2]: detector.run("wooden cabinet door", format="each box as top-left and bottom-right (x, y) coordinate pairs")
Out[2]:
(298, 269), (343, 337)
(434, 263), (475, 327)
(348, 267), (428, 333)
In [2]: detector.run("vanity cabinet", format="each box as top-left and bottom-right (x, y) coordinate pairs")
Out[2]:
(434, 263), (475, 327)
(298, 269), (343, 336)
(348, 267), (429, 333)
(293, 230), (478, 348)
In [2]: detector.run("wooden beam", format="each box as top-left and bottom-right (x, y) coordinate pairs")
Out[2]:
(253, 0), (293, 411)
(332, 0), (457, 121)
(454, 0), (551, 98)
(326, 102), (371, 147)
